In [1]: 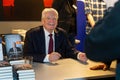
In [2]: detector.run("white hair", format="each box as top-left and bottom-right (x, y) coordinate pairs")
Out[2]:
(41, 8), (58, 20)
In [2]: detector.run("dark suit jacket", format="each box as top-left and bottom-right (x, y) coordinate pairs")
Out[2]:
(23, 26), (78, 63)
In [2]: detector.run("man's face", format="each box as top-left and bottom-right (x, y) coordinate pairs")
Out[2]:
(42, 11), (58, 33)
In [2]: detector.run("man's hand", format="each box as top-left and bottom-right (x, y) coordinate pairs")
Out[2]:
(49, 52), (61, 62)
(78, 52), (88, 63)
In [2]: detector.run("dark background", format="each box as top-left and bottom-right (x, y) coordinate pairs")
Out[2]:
(0, 0), (44, 21)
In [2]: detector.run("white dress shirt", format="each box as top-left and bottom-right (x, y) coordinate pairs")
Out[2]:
(43, 28), (55, 62)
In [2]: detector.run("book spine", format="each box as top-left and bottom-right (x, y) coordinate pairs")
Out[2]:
(0, 66), (12, 70)
(10, 60), (25, 65)
(18, 75), (35, 78)
(19, 78), (35, 80)
(18, 72), (35, 76)
(0, 72), (13, 76)
(17, 69), (34, 73)
(0, 70), (13, 73)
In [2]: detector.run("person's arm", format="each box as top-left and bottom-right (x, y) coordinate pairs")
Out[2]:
(84, 0), (95, 28)
(87, 13), (95, 28)
(59, 29), (87, 62)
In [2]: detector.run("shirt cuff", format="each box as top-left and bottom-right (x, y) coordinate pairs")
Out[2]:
(43, 54), (50, 62)
(77, 52), (82, 60)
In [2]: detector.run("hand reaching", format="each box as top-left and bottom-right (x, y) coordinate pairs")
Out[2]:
(78, 52), (88, 63)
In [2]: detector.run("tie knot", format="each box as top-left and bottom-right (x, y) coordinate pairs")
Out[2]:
(49, 34), (52, 37)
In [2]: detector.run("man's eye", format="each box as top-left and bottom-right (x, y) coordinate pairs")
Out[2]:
(47, 17), (50, 20)
(53, 18), (57, 20)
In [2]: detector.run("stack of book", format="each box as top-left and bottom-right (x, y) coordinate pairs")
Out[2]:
(14, 64), (35, 80)
(0, 61), (13, 80)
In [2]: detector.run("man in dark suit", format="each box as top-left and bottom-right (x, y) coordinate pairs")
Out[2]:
(23, 8), (87, 63)
(84, 0), (120, 80)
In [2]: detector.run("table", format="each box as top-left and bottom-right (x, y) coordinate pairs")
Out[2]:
(33, 58), (116, 80)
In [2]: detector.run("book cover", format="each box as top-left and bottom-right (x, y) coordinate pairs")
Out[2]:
(4, 34), (23, 60)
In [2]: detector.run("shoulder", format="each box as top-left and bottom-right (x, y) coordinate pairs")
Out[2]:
(26, 26), (43, 35)
(55, 27), (68, 38)
(55, 27), (67, 34)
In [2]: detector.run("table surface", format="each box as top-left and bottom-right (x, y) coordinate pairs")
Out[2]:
(33, 58), (116, 80)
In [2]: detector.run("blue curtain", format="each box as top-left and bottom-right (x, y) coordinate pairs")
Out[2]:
(75, 0), (86, 51)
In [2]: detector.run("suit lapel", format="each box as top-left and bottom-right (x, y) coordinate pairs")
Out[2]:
(38, 27), (46, 54)
(54, 29), (60, 51)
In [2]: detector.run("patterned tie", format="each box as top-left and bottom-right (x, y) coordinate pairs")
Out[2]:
(48, 34), (53, 54)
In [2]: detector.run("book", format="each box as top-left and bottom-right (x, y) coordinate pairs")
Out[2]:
(0, 72), (13, 76)
(18, 74), (35, 78)
(14, 64), (34, 73)
(4, 34), (23, 60)
(18, 72), (35, 76)
(0, 66), (12, 70)
(0, 69), (13, 73)
(13, 64), (35, 80)
(19, 77), (35, 80)
(0, 78), (13, 80)
(0, 75), (13, 79)
(10, 59), (25, 65)
(17, 69), (34, 73)
(0, 61), (12, 70)
(0, 77), (13, 80)
(0, 61), (13, 79)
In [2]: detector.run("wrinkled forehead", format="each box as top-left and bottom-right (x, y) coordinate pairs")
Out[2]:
(45, 11), (58, 18)
(104, 0), (118, 8)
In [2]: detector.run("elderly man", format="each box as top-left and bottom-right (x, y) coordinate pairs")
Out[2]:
(23, 8), (87, 63)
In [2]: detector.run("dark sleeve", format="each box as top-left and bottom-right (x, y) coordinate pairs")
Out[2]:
(23, 29), (46, 63)
(57, 28), (78, 59)
(84, 1), (120, 62)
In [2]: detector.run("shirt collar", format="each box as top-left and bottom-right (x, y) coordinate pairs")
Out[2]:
(43, 27), (54, 37)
